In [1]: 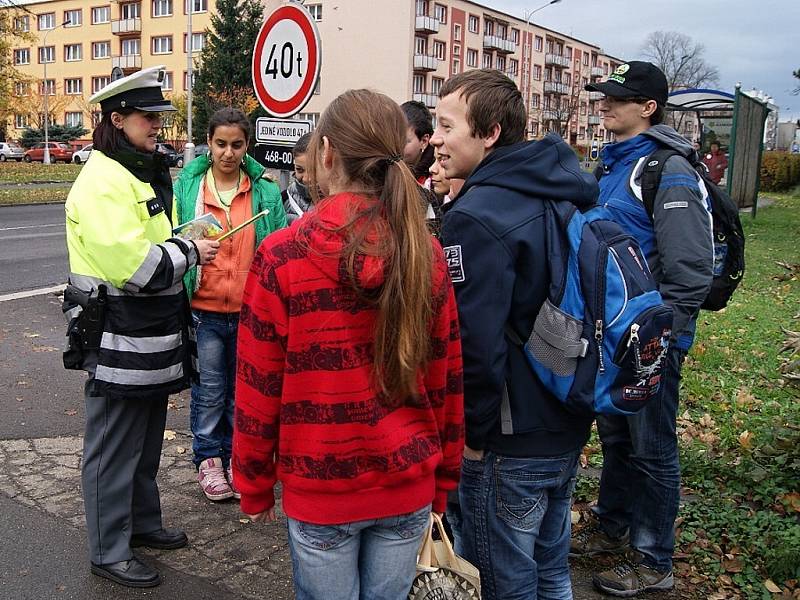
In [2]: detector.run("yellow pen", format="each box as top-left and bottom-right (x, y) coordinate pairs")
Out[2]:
(216, 209), (270, 241)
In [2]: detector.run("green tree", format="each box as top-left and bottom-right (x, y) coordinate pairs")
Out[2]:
(192, 0), (264, 143)
(0, 3), (35, 141)
(19, 124), (89, 147)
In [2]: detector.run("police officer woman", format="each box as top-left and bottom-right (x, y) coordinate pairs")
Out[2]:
(63, 65), (219, 588)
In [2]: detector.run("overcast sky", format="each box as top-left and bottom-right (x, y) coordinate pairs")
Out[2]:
(492, 0), (800, 122)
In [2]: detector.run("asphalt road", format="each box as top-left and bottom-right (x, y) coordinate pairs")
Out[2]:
(0, 203), (68, 295)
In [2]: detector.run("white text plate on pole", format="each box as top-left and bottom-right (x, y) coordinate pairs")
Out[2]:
(255, 118), (313, 145)
(252, 4), (321, 118)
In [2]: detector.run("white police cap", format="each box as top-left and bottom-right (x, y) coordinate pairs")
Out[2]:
(89, 65), (177, 114)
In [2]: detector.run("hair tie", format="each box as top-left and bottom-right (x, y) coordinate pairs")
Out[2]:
(385, 154), (402, 165)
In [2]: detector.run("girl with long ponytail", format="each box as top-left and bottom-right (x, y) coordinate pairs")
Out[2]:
(232, 89), (465, 599)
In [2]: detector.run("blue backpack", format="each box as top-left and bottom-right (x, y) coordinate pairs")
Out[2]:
(507, 200), (674, 415)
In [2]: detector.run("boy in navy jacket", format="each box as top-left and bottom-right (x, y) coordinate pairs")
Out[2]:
(434, 68), (599, 600)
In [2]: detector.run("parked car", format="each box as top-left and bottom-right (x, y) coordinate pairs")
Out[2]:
(72, 143), (93, 164)
(193, 143), (209, 158)
(23, 142), (74, 163)
(0, 142), (25, 162)
(155, 143), (182, 167)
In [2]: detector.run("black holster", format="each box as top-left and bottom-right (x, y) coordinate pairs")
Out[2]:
(63, 284), (107, 370)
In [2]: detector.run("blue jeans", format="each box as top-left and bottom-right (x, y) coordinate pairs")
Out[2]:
(190, 310), (238, 468)
(287, 505), (431, 600)
(455, 450), (579, 600)
(594, 346), (687, 572)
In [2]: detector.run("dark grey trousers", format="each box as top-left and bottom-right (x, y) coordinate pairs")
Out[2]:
(81, 379), (168, 565)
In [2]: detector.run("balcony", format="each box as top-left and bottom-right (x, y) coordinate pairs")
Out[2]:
(415, 15), (440, 34)
(412, 92), (438, 109)
(545, 53), (570, 68)
(588, 114), (601, 125)
(540, 110), (560, 121)
(591, 66), (604, 77)
(413, 54), (439, 72)
(111, 18), (141, 35)
(543, 81), (570, 95)
(112, 54), (141, 71)
(588, 91), (604, 101)
(483, 35), (515, 54)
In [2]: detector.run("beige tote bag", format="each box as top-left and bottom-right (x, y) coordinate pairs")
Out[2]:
(408, 513), (481, 599)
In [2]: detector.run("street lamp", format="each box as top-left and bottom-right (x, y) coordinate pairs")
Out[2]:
(42, 17), (71, 165)
(525, 0), (562, 24)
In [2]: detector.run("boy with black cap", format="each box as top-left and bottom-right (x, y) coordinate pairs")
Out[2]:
(570, 61), (713, 596)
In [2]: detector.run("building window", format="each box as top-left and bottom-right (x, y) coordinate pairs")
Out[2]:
(184, 32), (207, 53)
(496, 56), (505, 71)
(579, 127), (586, 139)
(65, 78), (82, 94)
(533, 65), (542, 80)
(530, 122), (539, 137)
(415, 0), (428, 16)
(509, 58), (519, 76)
(121, 38), (141, 55)
(152, 35), (173, 54)
(534, 36), (543, 52)
(152, 0), (172, 16)
(183, 70), (196, 90)
(565, 46), (572, 59)
(14, 15), (30, 32)
(468, 15), (479, 33)
(185, 0), (207, 13)
(563, 72), (571, 86)
(65, 44), (82, 62)
(15, 114), (31, 129)
(91, 111), (102, 127)
(413, 74), (425, 94)
(415, 36), (427, 55)
(92, 6), (110, 23)
(466, 48), (478, 68)
(484, 20), (493, 36)
(453, 23), (461, 42)
(453, 44), (460, 57)
(433, 40), (445, 60)
(65, 9), (82, 26)
(581, 76), (588, 87)
(431, 77), (443, 95)
(497, 24), (507, 39)
(92, 76), (111, 93)
(511, 28), (519, 45)
(161, 71), (173, 90)
(306, 4), (322, 21)
(13, 48), (30, 65)
(580, 102), (587, 115)
(38, 46), (55, 64)
(92, 41), (111, 59)
(531, 94), (540, 109)
(38, 13), (55, 30)
(66, 112), (84, 127)
(584, 52), (590, 66)
(433, 3), (446, 24)
(452, 58), (460, 75)
(40, 79), (56, 95)
(121, 2), (141, 19)
(15, 82), (30, 96)
(482, 53), (492, 69)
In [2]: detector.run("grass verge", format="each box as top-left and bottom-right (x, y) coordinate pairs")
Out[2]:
(0, 186), (71, 205)
(575, 188), (800, 599)
(0, 162), (81, 185)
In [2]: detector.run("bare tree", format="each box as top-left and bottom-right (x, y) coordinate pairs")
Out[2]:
(793, 68), (799, 96)
(640, 31), (719, 92)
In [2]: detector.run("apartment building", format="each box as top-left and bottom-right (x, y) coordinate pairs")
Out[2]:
(5, 0), (214, 145)
(6, 0), (622, 147)
(265, 0), (622, 147)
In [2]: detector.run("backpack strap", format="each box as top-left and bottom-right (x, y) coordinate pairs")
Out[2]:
(639, 148), (680, 220)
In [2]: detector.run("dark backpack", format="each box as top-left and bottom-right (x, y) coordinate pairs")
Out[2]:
(640, 148), (745, 311)
(507, 200), (673, 416)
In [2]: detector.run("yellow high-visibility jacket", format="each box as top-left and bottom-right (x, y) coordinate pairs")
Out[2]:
(65, 149), (198, 399)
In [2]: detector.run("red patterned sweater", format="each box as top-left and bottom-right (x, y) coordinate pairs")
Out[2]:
(233, 193), (464, 523)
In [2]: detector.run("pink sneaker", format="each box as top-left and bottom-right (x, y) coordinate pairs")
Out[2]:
(198, 457), (233, 501)
(226, 466), (241, 500)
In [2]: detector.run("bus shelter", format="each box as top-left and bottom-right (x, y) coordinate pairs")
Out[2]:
(667, 87), (771, 216)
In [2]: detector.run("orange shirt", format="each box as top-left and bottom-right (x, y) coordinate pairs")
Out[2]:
(191, 173), (255, 314)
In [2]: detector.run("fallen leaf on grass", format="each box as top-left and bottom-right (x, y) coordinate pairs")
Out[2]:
(764, 579), (781, 593)
(778, 492), (800, 513)
(738, 430), (753, 449)
(163, 429), (176, 441)
(570, 510), (580, 525)
(722, 557), (743, 573)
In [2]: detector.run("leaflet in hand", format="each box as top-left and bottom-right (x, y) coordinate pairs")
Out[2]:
(172, 213), (223, 240)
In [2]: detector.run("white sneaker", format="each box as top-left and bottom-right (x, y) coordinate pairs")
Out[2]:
(226, 466), (241, 501)
(198, 457), (233, 501)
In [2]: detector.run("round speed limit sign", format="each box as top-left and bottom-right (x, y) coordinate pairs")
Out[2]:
(252, 4), (321, 118)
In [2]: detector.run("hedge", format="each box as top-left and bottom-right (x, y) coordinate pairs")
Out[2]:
(760, 151), (800, 192)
